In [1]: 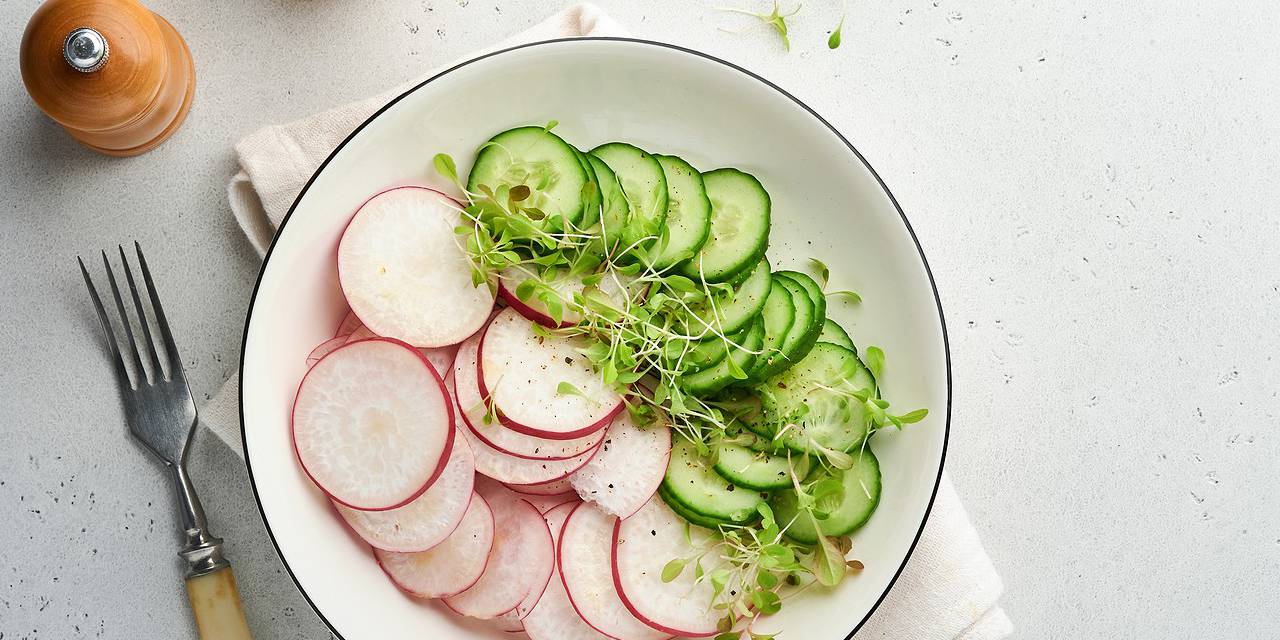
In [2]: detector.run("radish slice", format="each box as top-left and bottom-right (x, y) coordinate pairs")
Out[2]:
(494, 611), (524, 632)
(612, 497), (727, 637)
(513, 500), (577, 619)
(292, 338), (453, 511)
(523, 504), (611, 640)
(456, 392), (602, 485)
(305, 336), (348, 367)
(338, 186), (495, 347)
(421, 343), (460, 380)
(506, 477), (575, 496)
(444, 482), (554, 619)
(334, 309), (363, 338)
(560, 503), (668, 640)
(520, 493), (580, 514)
(336, 434), (475, 552)
(496, 267), (630, 328)
(342, 324), (377, 345)
(479, 308), (622, 440)
(455, 335), (605, 460)
(374, 492), (494, 598)
(570, 414), (672, 518)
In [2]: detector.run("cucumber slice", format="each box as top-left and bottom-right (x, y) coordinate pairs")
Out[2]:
(590, 142), (668, 254)
(573, 148), (603, 229)
(770, 448), (882, 545)
(585, 155), (630, 247)
(713, 444), (811, 491)
(664, 325), (750, 375)
(467, 126), (590, 230)
(649, 155), (712, 270)
(817, 318), (856, 351)
(679, 317), (765, 396)
(658, 484), (732, 530)
(747, 279), (797, 382)
(662, 437), (765, 524)
(753, 274), (820, 380)
(775, 271), (827, 331)
(693, 258), (771, 335)
(681, 169), (771, 283)
(759, 343), (876, 454)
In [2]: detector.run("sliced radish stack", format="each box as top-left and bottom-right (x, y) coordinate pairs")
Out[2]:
(454, 335), (606, 460)
(292, 338), (453, 510)
(341, 324), (377, 345)
(522, 503), (610, 640)
(334, 309), (362, 338)
(375, 492), (494, 598)
(506, 477), (575, 496)
(570, 413), (672, 518)
(444, 481), (554, 619)
(336, 434), (475, 552)
(455, 392), (602, 485)
(420, 343), (460, 380)
(305, 336), (348, 367)
(497, 266), (630, 328)
(560, 503), (668, 640)
(520, 493), (580, 514)
(513, 499), (576, 619)
(338, 186), (495, 347)
(479, 308), (623, 440)
(612, 496), (727, 637)
(493, 611), (524, 632)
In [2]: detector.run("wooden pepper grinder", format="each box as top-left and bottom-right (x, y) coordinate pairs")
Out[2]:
(20, 0), (196, 156)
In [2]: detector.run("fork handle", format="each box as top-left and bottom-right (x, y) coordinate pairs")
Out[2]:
(186, 565), (253, 639)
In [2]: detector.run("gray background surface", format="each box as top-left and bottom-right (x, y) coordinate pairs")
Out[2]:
(3, 1), (1278, 638)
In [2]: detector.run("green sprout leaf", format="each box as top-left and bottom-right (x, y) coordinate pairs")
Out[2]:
(432, 153), (458, 184)
(719, 1), (801, 51)
(828, 15), (844, 49)
(808, 258), (830, 287)
(864, 345), (885, 380)
(751, 589), (782, 615)
(543, 119), (559, 132)
(661, 558), (688, 583)
(896, 408), (929, 424)
(557, 381), (588, 399)
(813, 535), (847, 587)
(828, 289), (862, 304)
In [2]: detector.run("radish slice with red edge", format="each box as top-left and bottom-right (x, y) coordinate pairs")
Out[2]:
(455, 334), (605, 460)
(336, 434), (475, 552)
(612, 496), (729, 637)
(560, 503), (668, 640)
(513, 499), (577, 619)
(421, 343), (460, 380)
(338, 186), (495, 348)
(494, 611), (524, 632)
(479, 308), (622, 440)
(342, 325), (377, 345)
(374, 492), (494, 598)
(292, 338), (453, 511)
(334, 309), (362, 338)
(444, 482), (553, 619)
(522, 502), (610, 640)
(506, 477), (575, 496)
(497, 266), (633, 329)
(305, 336), (348, 367)
(455, 393), (602, 485)
(521, 493), (579, 514)
(570, 413), (672, 518)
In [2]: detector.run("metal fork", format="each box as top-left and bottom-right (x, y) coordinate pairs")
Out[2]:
(80, 243), (253, 640)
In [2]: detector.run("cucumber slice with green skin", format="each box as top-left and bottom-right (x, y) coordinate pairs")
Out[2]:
(746, 279), (797, 382)
(775, 271), (827, 333)
(649, 155), (712, 270)
(573, 148), (604, 229)
(770, 448), (882, 545)
(753, 274), (819, 380)
(759, 343), (876, 454)
(680, 169), (771, 283)
(693, 258), (771, 335)
(662, 437), (765, 524)
(658, 484), (733, 530)
(713, 444), (811, 491)
(664, 325), (750, 375)
(817, 318), (856, 351)
(585, 155), (630, 246)
(678, 317), (765, 396)
(467, 126), (589, 230)
(590, 142), (668, 254)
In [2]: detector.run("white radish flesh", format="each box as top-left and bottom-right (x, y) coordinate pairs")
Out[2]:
(375, 492), (494, 598)
(522, 503), (610, 640)
(612, 497), (727, 637)
(570, 414), (671, 519)
(420, 342), (460, 380)
(455, 335), (605, 460)
(336, 434), (475, 552)
(479, 308), (622, 440)
(292, 339), (453, 510)
(514, 500), (576, 619)
(444, 482), (554, 619)
(456, 392), (601, 485)
(506, 477), (575, 496)
(338, 186), (495, 347)
(520, 493), (580, 514)
(496, 266), (630, 328)
(559, 503), (668, 640)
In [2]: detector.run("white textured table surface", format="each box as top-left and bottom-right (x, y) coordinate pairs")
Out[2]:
(3, 1), (1278, 638)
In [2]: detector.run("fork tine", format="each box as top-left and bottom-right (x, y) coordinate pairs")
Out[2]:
(119, 245), (165, 380)
(79, 256), (132, 387)
(134, 242), (183, 376)
(102, 249), (148, 385)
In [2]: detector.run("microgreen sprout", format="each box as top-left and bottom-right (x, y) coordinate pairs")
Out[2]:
(718, 1), (802, 51)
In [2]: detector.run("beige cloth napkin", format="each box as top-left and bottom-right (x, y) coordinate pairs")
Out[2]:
(207, 5), (1013, 639)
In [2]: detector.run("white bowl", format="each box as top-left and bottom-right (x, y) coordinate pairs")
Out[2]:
(241, 38), (950, 640)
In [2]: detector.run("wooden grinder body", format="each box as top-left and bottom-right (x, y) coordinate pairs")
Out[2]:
(20, 0), (195, 156)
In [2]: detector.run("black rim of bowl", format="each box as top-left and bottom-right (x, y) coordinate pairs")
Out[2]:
(239, 36), (952, 640)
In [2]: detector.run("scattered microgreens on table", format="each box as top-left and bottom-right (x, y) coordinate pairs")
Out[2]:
(429, 120), (928, 635)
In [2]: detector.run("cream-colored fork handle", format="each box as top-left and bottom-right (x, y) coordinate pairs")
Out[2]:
(186, 566), (253, 639)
